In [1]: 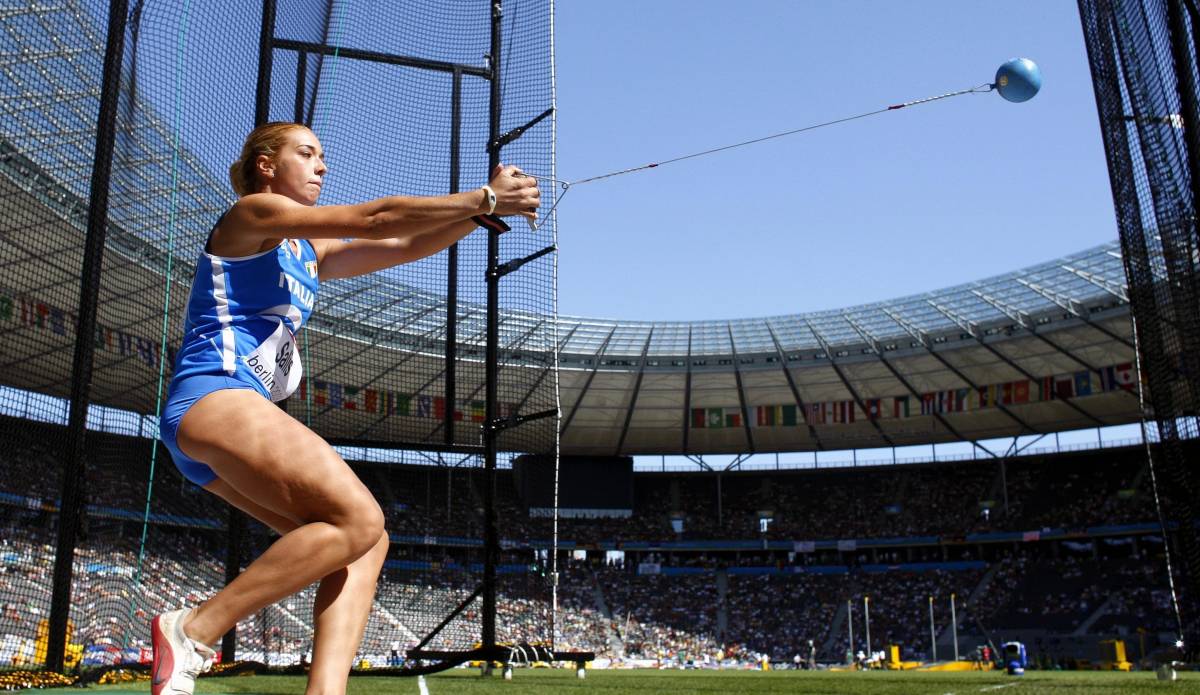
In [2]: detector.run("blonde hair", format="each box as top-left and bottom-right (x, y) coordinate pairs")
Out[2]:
(228, 122), (309, 196)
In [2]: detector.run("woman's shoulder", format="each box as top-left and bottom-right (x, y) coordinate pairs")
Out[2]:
(213, 194), (296, 256)
(227, 192), (298, 219)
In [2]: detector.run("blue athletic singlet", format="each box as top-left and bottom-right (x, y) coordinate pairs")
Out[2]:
(160, 215), (320, 486)
(172, 231), (319, 400)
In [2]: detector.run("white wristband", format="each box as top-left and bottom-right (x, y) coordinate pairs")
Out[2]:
(481, 185), (497, 215)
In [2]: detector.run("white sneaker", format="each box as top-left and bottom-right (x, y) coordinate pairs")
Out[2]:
(150, 608), (215, 695)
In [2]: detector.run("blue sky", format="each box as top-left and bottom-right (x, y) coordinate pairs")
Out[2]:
(551, 1), (1116, 322)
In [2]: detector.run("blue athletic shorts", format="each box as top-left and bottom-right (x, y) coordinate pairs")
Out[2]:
(160, 373), (263, 487)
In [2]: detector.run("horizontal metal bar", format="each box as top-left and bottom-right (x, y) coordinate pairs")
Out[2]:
(272, 38), (491, 78)
(407, 646), (594, 664)
(487, 407), (558, 432)
(324, 437), (485, 454)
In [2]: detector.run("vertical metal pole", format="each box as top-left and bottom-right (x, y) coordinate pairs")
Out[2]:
(1000, 458), (1010, 515)
(302, 1), (336, 129)
(445, 67), (462, 445)
(846, 600), (854, 662)
(864, 596), (871, 657)
(46, 0), (129, 672)
(1166, 0), (1200, 398)
(294, 50), (307, 123)
(482, 0), (503, 663)
(716, 472), (723, 528)
(951, 593), (959, 661)
(220, 0), (277, 663)
(221, 510), (244, 661)
(929, 595), (937, 662)
(255, 0), (277, 125)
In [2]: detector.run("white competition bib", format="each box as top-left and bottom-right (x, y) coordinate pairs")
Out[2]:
(241, 320), (302, 402)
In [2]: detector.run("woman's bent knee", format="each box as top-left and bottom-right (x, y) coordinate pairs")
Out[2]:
(341, 503), (385, 561)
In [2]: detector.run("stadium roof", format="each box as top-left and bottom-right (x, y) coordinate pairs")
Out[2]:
(0, 0), (1142, 457)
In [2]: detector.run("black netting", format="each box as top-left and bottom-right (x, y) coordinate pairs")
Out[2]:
(1078, 0), (1200, 652)
(0, 0), (558, 675)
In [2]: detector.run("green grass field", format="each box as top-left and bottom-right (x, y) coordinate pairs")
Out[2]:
(87, 669), (1200, 694)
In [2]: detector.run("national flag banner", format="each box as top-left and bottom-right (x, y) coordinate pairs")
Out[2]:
(1098, 366), (1115, 392)
(1074, 370), (1093, 397)
(707, 408), (725, 428)
(1013, 380), (1031, 403)
(341, 386), (360, 410)
(1001, 381), (1013, 405)
(808, 403), (822, 425)
(725, 409), (743, 428)
(978, 384), (997, 408)
(781, 404), (798, 426)
(1106, 362), (1136, 391)
(362, 388), (378, 414)
(955, 388), (970, 412)
(314, 380), (329, 406)
(756, 405), (776, 427)
(390, 392), (411, 416)
(692, 408), (707, 428)
(920, 393), (936, 415)
(1121, 362), (1138, 389)
(1040, 376), (1055, 401)
(865, 398), (881, 420)
(1054, 375), (1075, 400)
(1022, 530), (1041, 542)
(433, 396), (446, 420)
(415, 394), (433, 418)
(893, 395), (910, 418)
(470, 400), (485, 422)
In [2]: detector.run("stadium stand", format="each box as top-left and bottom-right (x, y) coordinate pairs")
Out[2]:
(0, 417), (1180, 667)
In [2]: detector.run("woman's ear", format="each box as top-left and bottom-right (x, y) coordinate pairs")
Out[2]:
(256, 153), (275, 179)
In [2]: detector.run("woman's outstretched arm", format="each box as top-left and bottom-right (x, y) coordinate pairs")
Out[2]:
(212, 164), (538, 257)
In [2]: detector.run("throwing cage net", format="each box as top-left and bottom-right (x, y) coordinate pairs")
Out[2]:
(0, 0), (576, 677)
(1079, 0), (1200, 655)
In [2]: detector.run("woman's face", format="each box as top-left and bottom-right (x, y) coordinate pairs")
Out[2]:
(260, 128), (326, 205)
